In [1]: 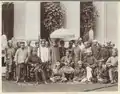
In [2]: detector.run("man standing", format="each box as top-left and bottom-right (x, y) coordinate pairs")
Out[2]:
(40, 39), (49, 83)
(35, 41), (40, 57)
(91, 40), (100, 60)
(50, 39), (60, 69)
(59, 40), (66, 59)
(6, 40), (15, 80)
(26, 40), (32, 57)
(14, 42), (28, 83)
(77, 38), (85, 51)
(73, 40), (81, 65)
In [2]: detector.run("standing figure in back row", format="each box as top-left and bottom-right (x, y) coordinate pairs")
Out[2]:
(6, 40), (15, 80)
(50, 39), (60, 69)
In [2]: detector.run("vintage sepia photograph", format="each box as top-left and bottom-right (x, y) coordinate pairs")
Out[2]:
(1, 0), (118, 92)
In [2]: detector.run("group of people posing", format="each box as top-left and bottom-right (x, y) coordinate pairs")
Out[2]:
(4, 38), (118, 84)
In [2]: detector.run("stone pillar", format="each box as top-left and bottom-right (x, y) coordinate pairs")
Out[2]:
(61, 1), (80, 39)
(117, 2), (120, 48)
(25, 2), (40, 40)
(105, 2), (118, 47)
(14, 2), (26, 40)
(93, 2), (106, 43)
(14, 2), (40, 40)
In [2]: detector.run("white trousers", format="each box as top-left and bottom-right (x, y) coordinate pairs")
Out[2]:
(86, 66), (92, 81)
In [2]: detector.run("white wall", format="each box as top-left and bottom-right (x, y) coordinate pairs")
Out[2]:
(94, 2), (118, 47)
(61, 1), (80, 39)
(25, 2), (40, 40)
(14, 2), (26, 40)
(14, 2), (40, 40)
(93, 2), (106, 43)
(106, 2), (118, 47)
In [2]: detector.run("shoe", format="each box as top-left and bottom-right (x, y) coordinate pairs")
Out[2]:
(35, 82), (39, 85)
(16, 77), (19, 83)
(24, 80), (26, 83)
(44, 81), (48, 84)
(110, 81), (114, 84)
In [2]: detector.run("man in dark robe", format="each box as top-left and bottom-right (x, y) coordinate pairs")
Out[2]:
(91, 40), (100, 60)
(59, 40), (66, 59)
(50, 39), (60, 69)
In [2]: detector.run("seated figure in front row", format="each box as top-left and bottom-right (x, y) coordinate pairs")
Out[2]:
(73, 60), (86, 83)
(59, 50), (75, 82)
(50, 50), (74, 83)
(106, 49), (118, 84)
(27, 48), (47, 84)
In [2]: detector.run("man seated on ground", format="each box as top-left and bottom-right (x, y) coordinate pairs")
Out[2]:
(59, 50), (75, 82)
(73, 60), (86, 83)
(83, 50), (98, 83)
(106, 49), (118, 84)
(97, 61), (109, 84)
(50, 61), (67, 83)
(27, 48), (47, 84)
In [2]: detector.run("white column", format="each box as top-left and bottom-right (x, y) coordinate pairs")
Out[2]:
(93, 2), (106, 43)
(61, 1), (80, 39)
(105, 2), (118, 47)
(25, 2), (40, 40)
(14, 2), (26, 40)
(117, 2), (120, 48)
(14, 2), (40, 40)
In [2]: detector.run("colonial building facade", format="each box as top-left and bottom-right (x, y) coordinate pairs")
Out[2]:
(1, 1), (119, 47)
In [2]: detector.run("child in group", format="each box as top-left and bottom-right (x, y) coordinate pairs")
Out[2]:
(106, 49), (118, 84)
(83, 50), (98, 83)
(73, 60), (86, 83)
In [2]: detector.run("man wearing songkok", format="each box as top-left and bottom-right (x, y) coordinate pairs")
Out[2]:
(14, 42), (28, 83)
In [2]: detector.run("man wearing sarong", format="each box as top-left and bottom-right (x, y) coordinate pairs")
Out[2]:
(6, 40), (15, 80)
(50, 39), (60, 69)
(60, 50), (74, 81)
(27, 48), (47, 84)
(40, 39), (50, 82)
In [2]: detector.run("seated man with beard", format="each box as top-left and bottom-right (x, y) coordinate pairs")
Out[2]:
(27, 48), (47, 84)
